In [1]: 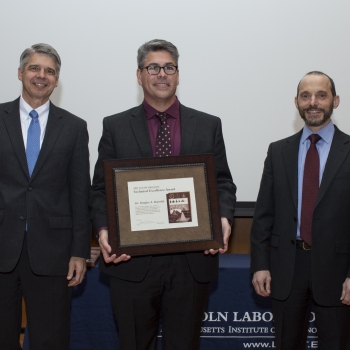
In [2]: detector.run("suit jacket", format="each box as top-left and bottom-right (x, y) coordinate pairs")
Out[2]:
(90, 103), (236, 283)
(251, 125), (350, 306)
(0, 98), (91, 275)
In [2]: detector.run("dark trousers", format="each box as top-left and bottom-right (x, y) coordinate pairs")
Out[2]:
(272, 245), (350, 350)
(109, 254), (211, 350)
(0, 235), (71, 350)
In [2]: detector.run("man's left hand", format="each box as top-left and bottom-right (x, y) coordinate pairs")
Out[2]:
(67, 256), (87, 287)
(340, 278), (350, 305)
(204, 217), (231, 255)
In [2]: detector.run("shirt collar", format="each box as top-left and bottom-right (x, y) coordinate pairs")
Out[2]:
(301, 120), (334, 144)
(19, 95), (50, 121)
(143, 97), (180, 120)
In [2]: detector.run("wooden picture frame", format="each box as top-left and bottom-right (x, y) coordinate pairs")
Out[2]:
(104, 154), (222, 256)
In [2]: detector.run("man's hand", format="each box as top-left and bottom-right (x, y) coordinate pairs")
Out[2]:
(67, 257), (86, 287)
(98, 229), (131, 264)
(340, 278), (350, 305)
(252, 270), (271, 297)
(204, 217), (231, 255)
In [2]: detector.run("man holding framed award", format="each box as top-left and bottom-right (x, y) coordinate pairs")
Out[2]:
(89, 39), (236, 350)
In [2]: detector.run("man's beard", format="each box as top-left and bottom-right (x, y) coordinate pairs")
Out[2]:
(298, 101), (333, 127)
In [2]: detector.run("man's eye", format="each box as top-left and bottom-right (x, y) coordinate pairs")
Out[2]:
(148, 65), (159, 70)
(46, 69), (55, 75)
(165, 66), (175, 71)
(29, 66), (38, 71)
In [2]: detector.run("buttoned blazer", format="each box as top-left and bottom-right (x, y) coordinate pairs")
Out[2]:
(250, 126), (350, 306)
(0, 98), (91, 275)
(90, 103), (236, 283)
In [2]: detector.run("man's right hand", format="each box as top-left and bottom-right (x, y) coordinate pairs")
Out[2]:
(252, 270), (271, 297)
(98, 229), (131, 264)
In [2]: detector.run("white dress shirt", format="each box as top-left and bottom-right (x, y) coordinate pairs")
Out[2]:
(19, 96), (50, 149)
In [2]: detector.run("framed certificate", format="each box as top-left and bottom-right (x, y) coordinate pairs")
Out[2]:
(104, 154), (223, 256)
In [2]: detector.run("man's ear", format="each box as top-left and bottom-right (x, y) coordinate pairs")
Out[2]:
(333, 95), (340, 109)
(136, 69), (142, 86)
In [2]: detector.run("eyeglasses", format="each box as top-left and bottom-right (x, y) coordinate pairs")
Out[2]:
(140, 65), (178, 75)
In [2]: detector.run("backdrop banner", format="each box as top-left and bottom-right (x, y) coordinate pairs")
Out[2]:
(23, 255), (318, 349)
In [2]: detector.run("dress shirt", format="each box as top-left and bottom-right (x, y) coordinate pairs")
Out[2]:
(143, 97), (181, 156)
(296, 120), (335, 239)
(20, 96), (50, 149)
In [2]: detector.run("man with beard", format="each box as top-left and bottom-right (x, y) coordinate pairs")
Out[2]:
(250, 71), (350, 350)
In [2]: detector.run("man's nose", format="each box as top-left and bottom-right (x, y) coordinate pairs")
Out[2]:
(157, 67), (167, 77)
(309, 95), (318, 106)
(37, 68), (46, 78)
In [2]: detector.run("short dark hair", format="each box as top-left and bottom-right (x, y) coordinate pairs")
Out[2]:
(137, 39), (179, 68)
(297, 71), (336, 97)
(19, 43), (61, 78)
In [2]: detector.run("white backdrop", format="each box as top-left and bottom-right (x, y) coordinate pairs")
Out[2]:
(1, 0), (349, 201)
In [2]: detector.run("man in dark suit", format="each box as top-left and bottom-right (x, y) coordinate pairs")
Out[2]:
(0, 43), (91, 350)
(90, 39), (236, 350)
(251, 71), (350, 349)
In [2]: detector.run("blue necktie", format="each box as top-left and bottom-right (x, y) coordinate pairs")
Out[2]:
(26, 110), (41, 177)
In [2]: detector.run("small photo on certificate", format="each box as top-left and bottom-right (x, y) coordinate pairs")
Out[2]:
(167, 192), (192, 223)
(127, 177), (198, 232)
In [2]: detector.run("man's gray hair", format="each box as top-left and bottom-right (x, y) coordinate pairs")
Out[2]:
(19, 43), (61, 78)
(137, 39), (179, 68)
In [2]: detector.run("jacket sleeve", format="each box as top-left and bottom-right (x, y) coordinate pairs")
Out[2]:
(213, 118), (236, 221)
(250, 143), (275, 273)
(69, 121), (91, 258)
(89, 117), (115, 236)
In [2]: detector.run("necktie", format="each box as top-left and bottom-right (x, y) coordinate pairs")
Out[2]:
(26, 110), (41, 176)
(300, 134), (321, 246)
(155, 113), (172, 157)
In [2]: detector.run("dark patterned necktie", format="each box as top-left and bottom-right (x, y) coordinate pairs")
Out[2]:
(300, 134), (321, 246)
(26, 110), (41, 176)
(155, 113), (172, 157)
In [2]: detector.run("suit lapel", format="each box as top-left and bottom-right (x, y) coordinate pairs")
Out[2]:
(282, 130), (302, 210)
(129, 105), (153, 157)
(2, 98), (30, 178)
(128, 103), (197, 157)
(179, 104), (196, 155)
(316, 126), (350, 207)
(30, 102), (64, 180)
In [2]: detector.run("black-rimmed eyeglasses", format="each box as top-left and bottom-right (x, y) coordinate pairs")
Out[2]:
(140, 65), (178, 75)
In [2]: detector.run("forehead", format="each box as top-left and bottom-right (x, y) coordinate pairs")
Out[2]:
(144, 50), (175, 65)
(25, 53), (56, 69)
(298, 74), (332, 94)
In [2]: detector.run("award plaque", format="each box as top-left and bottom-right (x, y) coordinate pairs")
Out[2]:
(104, 154), (223, 256)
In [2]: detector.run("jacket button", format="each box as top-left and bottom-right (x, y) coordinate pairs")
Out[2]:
(291, 240), (295, 244)
(20, 216), (26, 220)
(28, 187), (32, 191)
(293, 216), (297, 222)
